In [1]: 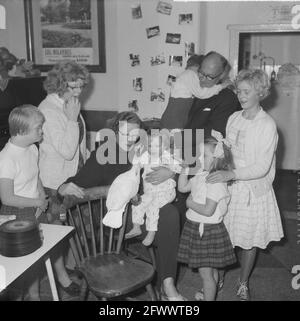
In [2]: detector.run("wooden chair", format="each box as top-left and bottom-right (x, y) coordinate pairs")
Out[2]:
(63, 188), (157, 301)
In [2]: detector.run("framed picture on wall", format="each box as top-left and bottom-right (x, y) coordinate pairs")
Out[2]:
(24, 0), (106, 72)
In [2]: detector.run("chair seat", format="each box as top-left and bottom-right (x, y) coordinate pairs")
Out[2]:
(79, 252), (155, 298)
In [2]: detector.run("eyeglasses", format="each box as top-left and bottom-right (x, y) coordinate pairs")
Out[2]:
(198, 69), (223, 81)
(67, 84), (85, 90)
(119, 130), (140, 140)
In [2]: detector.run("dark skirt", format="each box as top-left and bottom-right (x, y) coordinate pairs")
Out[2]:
(0, 205), (48, 224)
(160, 97), (194, 130)
(177, 219), (236, 269)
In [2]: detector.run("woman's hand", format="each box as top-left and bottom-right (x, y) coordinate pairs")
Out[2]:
(145, 166), (174, 185)
(37, 196), (49, 212)
(63, 97), (81, 121)
(206, 170), (235, 184)
(58, 182), (85, 198)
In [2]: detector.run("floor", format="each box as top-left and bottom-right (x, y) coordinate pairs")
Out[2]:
(1, 170), (300, 301)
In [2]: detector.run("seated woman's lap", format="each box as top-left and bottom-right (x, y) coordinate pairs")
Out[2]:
(126, 202), (180, 282)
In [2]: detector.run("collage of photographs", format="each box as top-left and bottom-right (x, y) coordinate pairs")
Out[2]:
(128, 1), (195, 112)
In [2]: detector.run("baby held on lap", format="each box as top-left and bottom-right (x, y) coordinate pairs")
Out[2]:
(125, 132), (182, 246)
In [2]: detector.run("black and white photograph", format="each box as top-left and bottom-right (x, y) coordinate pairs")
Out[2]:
(166, 33), (181, 44)
(156, 1), (172, 15)
(179, 13), (193, 25)
(169, 55), (183, 67)
(185, 41), (195, 57)
(150, 88), (165, 102)
(128, 99), (139, 112)
(146, 25), (160, 39)
(131, 3), (142, 19)
(166, 74), (176, 86)
(133, 77), (143, 91)
(129, 53), (140, 67)
(1, 0), (300, 305)
(150, 53), (166, 66)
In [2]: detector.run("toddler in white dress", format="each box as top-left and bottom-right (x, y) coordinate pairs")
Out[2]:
(125, 132), (182, 246)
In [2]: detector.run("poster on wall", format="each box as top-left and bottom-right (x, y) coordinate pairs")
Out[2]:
(150, 53), (166, 66)
(24, 0), (106, 72)
(146, 26), (160, 39)
(131, 4), (142, 19)
(129, 54), (140, 67)
(128, 100), (139, 112)
(166, 75), (176, 86)
(169, 55), (183, 67)
(156, 1), (172, 15)
(185, 42), (195, 57)
(166, 33), (181, 44)
(179, 13), (193, 25)
(133, 77), (143, 91)
(150, 88), (165, 102)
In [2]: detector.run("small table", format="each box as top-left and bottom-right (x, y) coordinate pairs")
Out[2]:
(0, 223), (74, 301)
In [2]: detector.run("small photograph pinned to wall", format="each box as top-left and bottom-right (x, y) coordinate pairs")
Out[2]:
(166, 75), (176, 86)
(150, 88), (165, 102)
(185, 42), (195, 57)
(150, 53), (166, 66)
(146, 26), (160, 39)
(156, 1), (172, 15)
(131, 4), (142, 19)
(166, 33), (181, 44)
(169, 55), (183, 67)
(128, 100), (139, 113)
(179, 13), (193, 25)
(133, 77), (143, 91)
(129, 54), (140, 67)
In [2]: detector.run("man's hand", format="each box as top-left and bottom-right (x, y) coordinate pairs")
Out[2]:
(37, 196), (49, 212)
(206, 170), (235, 184)
(58, 182), (85, 198)
(145, 166), (174, 185)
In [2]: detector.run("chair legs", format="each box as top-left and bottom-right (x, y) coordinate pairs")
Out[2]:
(79, 280), (90, 301)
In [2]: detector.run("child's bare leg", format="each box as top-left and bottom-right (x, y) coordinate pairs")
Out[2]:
(142, 230), (156, 246)
(125, 223), (142, 239)
(198, 267), (217, 301)
(213, 268), (219, 285)
(26, 278), (40, 301)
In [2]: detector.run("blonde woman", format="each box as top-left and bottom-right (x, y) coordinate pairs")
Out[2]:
(206, 69), (284, 301)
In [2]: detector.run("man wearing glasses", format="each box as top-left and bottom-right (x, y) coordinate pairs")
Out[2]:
(185, 51), (241, 139)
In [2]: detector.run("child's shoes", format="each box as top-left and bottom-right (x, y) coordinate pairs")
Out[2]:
(194, 277), (224, 301)
(236, 280), (250, 301)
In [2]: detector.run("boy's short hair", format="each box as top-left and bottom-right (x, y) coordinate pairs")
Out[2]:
(9, 105), (45, 137)
(186, 54), (204, 69)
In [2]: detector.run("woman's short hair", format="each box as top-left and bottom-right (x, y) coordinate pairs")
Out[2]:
(235, 69), (270, 100)
(43, 60), (90, 97)
(108, 112), (144, 134)
(9, 104), (45, 137)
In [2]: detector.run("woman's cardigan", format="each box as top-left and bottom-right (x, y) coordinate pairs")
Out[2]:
(38, 93), (88, 189)
(226, 108), (278, 198)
